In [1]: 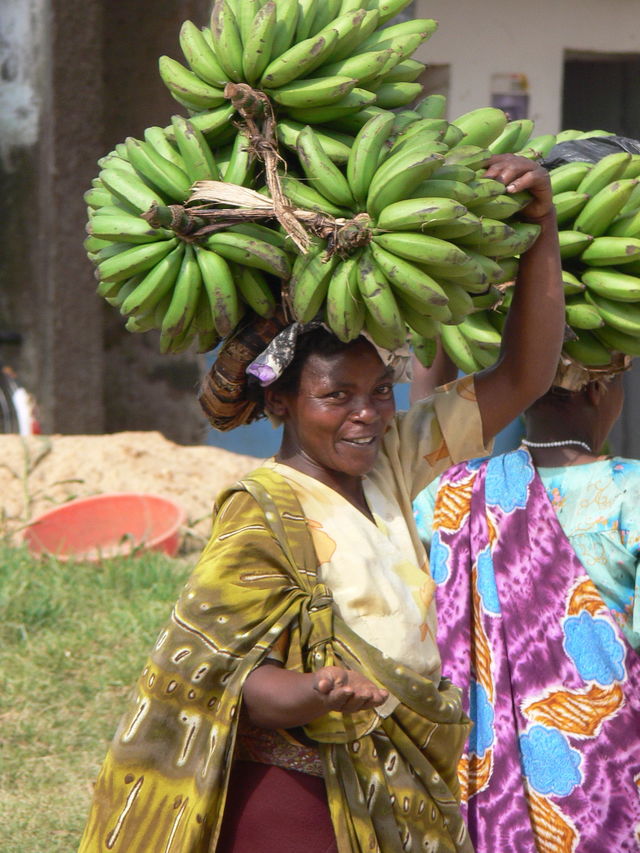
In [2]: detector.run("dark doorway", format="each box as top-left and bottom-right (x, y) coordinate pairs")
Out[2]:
(562, 51), (640, 137)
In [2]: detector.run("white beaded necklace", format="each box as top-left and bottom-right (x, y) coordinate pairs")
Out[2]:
(522, 438), (592, 453)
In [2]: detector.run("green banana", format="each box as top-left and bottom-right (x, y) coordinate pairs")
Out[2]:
(366, 148), (445, 218)
(487, 119), (534, 154)
(577, 151), (631, 195)
(584, 291), (640, 335)
(287, 88), (377, 123)
(97, 238), (179, 283)
(194, 245), (243, 337)
(222, 128), (254, 186)
(296, 125), (355, 209)
(242, 0), (277, 85)
(462, 221), (541, 259)
(357, 249), (406, 351)
(382, 59), (426, 84)
(166, 105), (236, 141)
(411, 332), (438, 368)
(268, 75), (358, 108)
(104, 277), (141, 310)
(606, 209), (640, 239)
(439, 323), (481, 374)
(469, 193), (530, 220)
(329, 8), (379, 63)
(582, 268), (640, 302)
(414, 94), (447, 119)
(558, 229), (594, 259)
(346, 111), (396, 206)
(425, 212), (481, 240)
(293, 0), (316, 41)
(160, 243), (202, 336)
(99, 166), (167, 214)
(119, 243), (186, 316)
(369, 242), (450, 319)
(277, 120), (353, 163)
(210, 0), (244, 82)
(456, 312), (501, 348)
(125, 137), (191, 202)
(355, 17), (437, 53)
(562, 330), (613, 366)
(373, 82), (423, 109)
(179, 20), (228, 87)
(279, 175), (351, 217)
(574, 179), (639, 237)
(594, 323), (640, 356)
(170, 115), (220, 183)
(410, 178), (477, 207)
(203, 231), (292, 278)
(517, 133), (556, 159)
(289, 247), (339, 323)
(580, 236), (640, 267)
(317, 48), (396, 87)
(562, 269), (585, 295)
(443, 144), (492, 170)
(158, 56), (225, 109)
(564, 296), (605, 330)
(143, 127), (184, 170)
(232, 264), (277, 318)
(84, 186), (116, 210)
(259, 29), (338, 88)
(325, 257), (366, 342)
(270, 0), (299, 58)
(372, 231), (482, 279)
(548, 161), (592, 194)
(228, 223), (288, 251)
(235, 0), (261, 46)
(440, 280), (474, 321)
(376, 197), (467, 232)
(552, 190), (590, 225)
(396, 293), (441, 338)
(88, 212), (171, 244)
(451, 107), (508, 148)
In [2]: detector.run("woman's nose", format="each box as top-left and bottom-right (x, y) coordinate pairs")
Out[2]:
(352, 398), (380, 422)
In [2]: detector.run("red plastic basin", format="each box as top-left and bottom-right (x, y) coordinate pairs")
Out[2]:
(23, 492), (186, 560)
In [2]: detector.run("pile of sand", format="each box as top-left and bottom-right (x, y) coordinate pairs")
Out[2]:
(0, 431), (261, 552)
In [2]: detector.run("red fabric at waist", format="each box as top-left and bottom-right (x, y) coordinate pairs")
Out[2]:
(217, 761), (338, 853)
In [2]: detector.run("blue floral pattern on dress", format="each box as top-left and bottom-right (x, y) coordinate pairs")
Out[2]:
(485, 450), (534, 513)
(519, 725), (582, 797)
(563, 611), (625, 684)
(476, 546), (501, 615)
(468, 680), (495, 759)
(430, 530), (450, 584)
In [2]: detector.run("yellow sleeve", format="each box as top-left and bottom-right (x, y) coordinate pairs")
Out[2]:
(385, 375), (493, 500)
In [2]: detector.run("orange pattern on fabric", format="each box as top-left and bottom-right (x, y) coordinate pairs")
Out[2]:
(424, 439), (451, 468)
(567, 577), (607, 617)
(306, 518), (337, 565)
(433, 474), (474, 534)
(523, 683), (624, 738)
(526, 789), (579, 853)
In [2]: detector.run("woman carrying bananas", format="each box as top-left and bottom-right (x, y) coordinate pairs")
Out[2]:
(413, 352), (640, 852)
(77, 155), (564, 853)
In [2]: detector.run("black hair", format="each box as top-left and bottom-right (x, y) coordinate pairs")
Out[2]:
(247, 328), (369, 413)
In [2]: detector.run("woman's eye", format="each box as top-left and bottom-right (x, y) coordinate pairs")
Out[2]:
(326, 390), (346, 400)
(376, 384), (393, 396)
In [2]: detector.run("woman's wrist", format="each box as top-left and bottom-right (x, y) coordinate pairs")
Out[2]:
(519, 207), (557, 225)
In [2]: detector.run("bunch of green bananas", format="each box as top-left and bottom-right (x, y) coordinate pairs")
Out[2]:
(84, 115), (293, 354)
(281, 103), (539, 352)
(157, 0), (437, 154)
(420, 125), (640, 373)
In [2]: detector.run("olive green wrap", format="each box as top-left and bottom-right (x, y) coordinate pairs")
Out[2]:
(78, 468), (473, 853)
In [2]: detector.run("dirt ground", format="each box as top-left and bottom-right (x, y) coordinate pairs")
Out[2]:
(0, 431), (261, 553)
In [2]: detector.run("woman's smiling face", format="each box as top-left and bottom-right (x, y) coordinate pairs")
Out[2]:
(267, 337), (396, 484)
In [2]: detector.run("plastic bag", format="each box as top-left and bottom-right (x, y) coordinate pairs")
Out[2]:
(541, 134), (640, 170)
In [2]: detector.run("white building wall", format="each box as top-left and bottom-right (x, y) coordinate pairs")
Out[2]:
(414, 0), (640, 134)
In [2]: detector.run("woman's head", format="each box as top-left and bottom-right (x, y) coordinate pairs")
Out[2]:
(524, 373), (625, 450)
(264, 331), (396, 483)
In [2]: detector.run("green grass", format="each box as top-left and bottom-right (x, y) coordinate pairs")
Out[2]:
(0, 544), (195, 853)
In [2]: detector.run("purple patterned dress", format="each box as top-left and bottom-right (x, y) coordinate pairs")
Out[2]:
(430, 448), (640, 852)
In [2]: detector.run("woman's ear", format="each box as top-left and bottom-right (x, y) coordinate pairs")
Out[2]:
(586, 379), (607, 406)
(264, 387), (290, 420)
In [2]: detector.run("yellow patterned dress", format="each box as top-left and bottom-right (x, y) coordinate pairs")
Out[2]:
(78, 376), (490, 853)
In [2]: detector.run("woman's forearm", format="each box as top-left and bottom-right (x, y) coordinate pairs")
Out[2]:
(242, 663), (389, 729)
